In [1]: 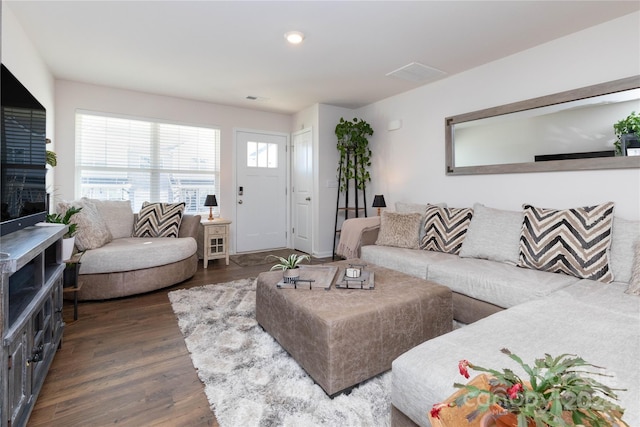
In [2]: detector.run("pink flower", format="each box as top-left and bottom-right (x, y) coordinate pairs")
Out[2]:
(430, 402), (449, 419)
(458, 359), (471, 379)
(507, 383), (523, 399)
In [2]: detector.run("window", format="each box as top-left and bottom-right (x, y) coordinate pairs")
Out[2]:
(75, 112), (220, 214)
(247, 141), (278, 168)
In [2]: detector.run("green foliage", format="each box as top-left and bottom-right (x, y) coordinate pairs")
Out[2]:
(335, 117), (373, 192)
(46, 206), (82, 238)
(613, 111), (640, 155)
(46, 138), (57, 167)
(46, 150), (57, 167)
(450, 349), (626, 427)
(268, 253), (310, 270)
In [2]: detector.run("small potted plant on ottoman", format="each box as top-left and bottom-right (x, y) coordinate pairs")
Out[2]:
(268, 253), (310, 283)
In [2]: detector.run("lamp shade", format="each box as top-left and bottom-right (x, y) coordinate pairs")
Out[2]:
(372, 194), (386, 208)
(204, 194), (218, 207)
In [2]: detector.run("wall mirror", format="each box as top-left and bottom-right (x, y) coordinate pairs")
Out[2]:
(445, 76), (640, 175)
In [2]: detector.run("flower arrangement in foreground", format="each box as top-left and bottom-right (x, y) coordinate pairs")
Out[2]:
(430, 348), (627, 427)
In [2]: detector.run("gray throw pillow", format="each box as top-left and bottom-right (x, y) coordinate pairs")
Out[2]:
(459, 203), (523, 265)
(375, 211), (422, 249)
(626, 242), (640, 295)
(86, 198), (134, 239)
(57, 199), (113, 251)
(610, 217), (640, 283)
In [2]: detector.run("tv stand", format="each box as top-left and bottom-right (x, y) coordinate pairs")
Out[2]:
(0, 225), (66, 427)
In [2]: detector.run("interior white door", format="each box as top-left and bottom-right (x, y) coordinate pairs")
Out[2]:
(235, 131), (288, 253)
(292, 128), (313, 254)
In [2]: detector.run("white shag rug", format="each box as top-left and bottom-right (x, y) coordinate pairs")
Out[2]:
(168, 278), (391, 427)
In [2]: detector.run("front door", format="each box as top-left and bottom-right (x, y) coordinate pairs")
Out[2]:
(235, 130), (288, 253)
(292, 128), (313, 254)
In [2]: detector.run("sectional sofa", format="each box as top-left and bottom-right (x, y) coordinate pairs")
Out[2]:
(344, 201), (639, 427)
(57, 198), (200, 300)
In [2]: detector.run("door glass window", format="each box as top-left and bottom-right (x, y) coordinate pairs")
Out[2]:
(247, 141), (277, 168)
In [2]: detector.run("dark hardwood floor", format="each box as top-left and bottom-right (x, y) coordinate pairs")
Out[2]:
(28, 257), (314, 426)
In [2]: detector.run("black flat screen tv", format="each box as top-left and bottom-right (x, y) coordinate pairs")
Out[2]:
(1, 64), (48, 236)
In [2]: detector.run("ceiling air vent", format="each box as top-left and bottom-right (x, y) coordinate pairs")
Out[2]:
(386, 62), (446, 83)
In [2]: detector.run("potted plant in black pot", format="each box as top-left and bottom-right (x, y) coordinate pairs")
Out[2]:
(613, 111), (640, 156)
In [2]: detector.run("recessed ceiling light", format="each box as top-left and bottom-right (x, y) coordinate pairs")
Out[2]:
(284, 31), (305, 45)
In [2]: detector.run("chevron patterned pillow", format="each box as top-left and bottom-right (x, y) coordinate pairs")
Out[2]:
(519, 203), (615, 283)
(420, 204), (473, 255)
(133, 202), (186, 238)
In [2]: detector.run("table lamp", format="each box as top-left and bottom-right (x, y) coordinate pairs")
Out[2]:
(204, 194), (218, 220)
(372, 194), (386, 216)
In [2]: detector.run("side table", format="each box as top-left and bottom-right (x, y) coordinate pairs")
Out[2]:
(198, 218), (231, 268)
(63, 254), (83, 321)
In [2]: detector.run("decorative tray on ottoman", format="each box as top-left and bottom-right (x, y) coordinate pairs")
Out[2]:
(335, 264), (375, 290)
(276, 265), (338, 290)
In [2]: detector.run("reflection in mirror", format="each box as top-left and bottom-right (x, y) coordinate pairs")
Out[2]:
(446, 76), (640, 175)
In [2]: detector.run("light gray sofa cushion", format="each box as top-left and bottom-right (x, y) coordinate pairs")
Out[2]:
(88, 198), (134, 239)
(426, 257), (578, 308)
(360, 244), (458, 280)
(610, 217), (640, 283)
(392, 286), (640, 427)
(79, 236), (197, 274)
(459, 203), (522, 265)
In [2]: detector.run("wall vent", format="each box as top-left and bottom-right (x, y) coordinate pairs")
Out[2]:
(386, 62), (446, 83)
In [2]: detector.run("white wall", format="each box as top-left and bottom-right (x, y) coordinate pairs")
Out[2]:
(2, 4), (56, 191)
(54, 80), (292, 252)
(356, 12), (640, 220)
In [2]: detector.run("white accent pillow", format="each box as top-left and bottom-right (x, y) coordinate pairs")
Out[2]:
(459, 203), (523, 265)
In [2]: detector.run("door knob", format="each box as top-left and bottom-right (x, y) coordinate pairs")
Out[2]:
(238, 200), (243, 204)
(305, 197), (311, 201)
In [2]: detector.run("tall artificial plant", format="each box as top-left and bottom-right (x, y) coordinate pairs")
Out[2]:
(335, 117), (373, 192)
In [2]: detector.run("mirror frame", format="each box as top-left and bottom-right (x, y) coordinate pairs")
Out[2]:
(445, 76), (640, 175)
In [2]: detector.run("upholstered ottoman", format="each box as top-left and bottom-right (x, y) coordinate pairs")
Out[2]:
(255, 259), (453, 396)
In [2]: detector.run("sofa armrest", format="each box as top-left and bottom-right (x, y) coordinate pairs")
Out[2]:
(361, 226), (380, 247)
(179, 214), (201, 239)
(336, 216), (381, 259)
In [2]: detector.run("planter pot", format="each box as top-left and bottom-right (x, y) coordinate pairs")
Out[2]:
(621, 133), (640, 156)
(480, 412), (535, 427)
(283, 268), (300, 283)
(61, 237), (75, 261)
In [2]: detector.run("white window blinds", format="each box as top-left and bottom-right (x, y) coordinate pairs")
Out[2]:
(75, 111), (220, 214)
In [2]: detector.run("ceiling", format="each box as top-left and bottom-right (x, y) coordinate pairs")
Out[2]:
(7, 1), (640, 114)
